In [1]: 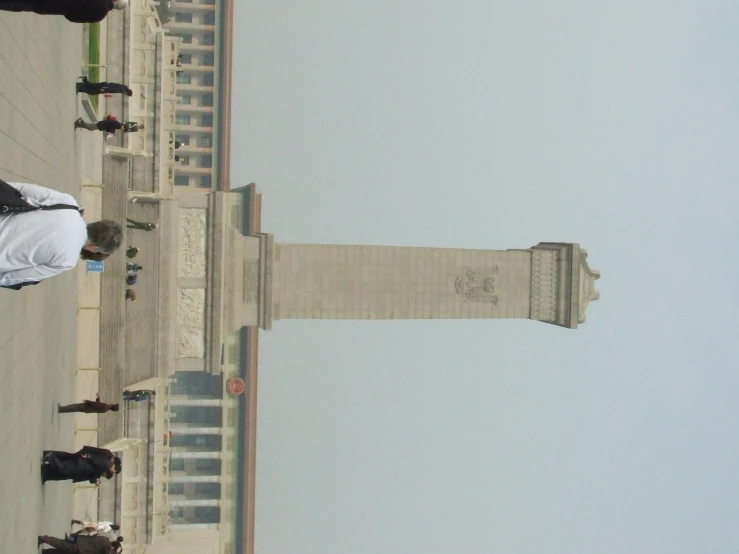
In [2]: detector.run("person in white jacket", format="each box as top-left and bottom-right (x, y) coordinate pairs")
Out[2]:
(70, 519), (121, 537)
(0, 182), (123, 289)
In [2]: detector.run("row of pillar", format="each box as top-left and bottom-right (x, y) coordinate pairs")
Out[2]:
(168, 395), (226, 523)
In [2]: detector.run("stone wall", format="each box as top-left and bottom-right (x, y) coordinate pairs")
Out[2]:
(177, 288), (205, 358)
(178, 208), (207, 278)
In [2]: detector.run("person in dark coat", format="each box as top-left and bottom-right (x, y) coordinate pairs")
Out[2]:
(123, 389), (152, 401)
(58, 394), (119, 414)
(39, 533), (113, 553)
(77, 77), (133, 97)
(75, 116), (142, 134)
(41, 446), (119, 484)
(126, 218), (157, 231)
(0, 0), (126, 23)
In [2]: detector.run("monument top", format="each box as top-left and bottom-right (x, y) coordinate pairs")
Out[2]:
(576, 248), (601, 325)
(530, 242), (600, 329)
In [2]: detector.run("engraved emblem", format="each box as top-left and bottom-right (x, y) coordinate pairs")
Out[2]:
(454, 267), (500, 304)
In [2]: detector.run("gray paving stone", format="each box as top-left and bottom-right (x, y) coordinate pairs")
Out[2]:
(0, 12), (97, 553)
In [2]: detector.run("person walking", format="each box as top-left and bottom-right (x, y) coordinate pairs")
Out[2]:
(76, 77), (133, 97)
(58, 394), (119, 414)
(0, 0), (127, 23)
(126, 218), (157, 231)
(75, 116), (143, 135)
(123, 389), (152, 401)
(125, 288), (137, 302)
(126, 262), (142, 274)
(126, 246), (139, 259)
(38, 533), (113, 553)
(41, 446), (120, 484)
(0, 180), (123, 289)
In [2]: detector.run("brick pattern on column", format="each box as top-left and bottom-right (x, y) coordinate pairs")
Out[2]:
(274, 245), (532, 320)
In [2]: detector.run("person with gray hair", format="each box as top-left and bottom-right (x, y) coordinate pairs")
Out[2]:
(0, 181), (123, 289)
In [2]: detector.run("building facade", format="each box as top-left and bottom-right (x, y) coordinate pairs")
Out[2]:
(164, 0), (233, 193)
(118, 4), (600, 553)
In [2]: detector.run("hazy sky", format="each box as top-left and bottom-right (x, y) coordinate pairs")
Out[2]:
(231, 2), (739, 553)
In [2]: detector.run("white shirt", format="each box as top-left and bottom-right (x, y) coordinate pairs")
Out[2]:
(78, 520), (115, 536)
(0, 182), (88, 287)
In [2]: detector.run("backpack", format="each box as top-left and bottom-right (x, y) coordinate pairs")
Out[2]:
(0, 178), (82, 214)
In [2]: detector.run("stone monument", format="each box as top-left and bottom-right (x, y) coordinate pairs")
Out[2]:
(179, 190), (601, 375)
(268, 241), (600, 329)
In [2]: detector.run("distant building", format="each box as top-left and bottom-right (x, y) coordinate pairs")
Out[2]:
(165, 0), (233, 192)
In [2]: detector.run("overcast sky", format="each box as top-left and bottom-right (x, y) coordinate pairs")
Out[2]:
(231, 2), (739, 553)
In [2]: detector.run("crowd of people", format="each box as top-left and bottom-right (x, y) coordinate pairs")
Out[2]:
(41, 442), (123, 553)
(38, 390), (152, 553)
(75, 76), (144, 140)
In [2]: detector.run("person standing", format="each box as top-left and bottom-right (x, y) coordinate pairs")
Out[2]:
(77, 77), (133, 97)
(0, 0), (127, 22)
(126, 218), (157, 231)
(123, 389), (152, 401)
(126, 246), (139, 259)
(41, 446), (119, 484)
(75, 116), (143, 134)
(0, 180), (123, 289)
(38, 533), (113, 553)
(58, 394), (119, 414)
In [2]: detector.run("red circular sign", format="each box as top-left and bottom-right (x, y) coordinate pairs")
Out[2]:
(226, 378), (245, 396)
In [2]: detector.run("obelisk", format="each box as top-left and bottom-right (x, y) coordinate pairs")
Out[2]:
(266, 241), (600, 329)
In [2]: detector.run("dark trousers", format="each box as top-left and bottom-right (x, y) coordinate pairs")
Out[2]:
(58, 403), (89, 413)
(39, 536), (78, 553)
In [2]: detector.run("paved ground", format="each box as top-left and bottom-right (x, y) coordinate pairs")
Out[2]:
(0, 13), (100, 553)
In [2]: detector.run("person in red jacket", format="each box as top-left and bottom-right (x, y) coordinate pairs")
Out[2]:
(75, 115), (143, 134)
(58, 394), (119, 414)
(0, 0), (127, 23)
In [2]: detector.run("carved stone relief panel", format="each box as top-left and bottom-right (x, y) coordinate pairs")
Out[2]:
(530, 250), (558, 321)
(454, 266), (500, 304)
(178, 208), (207, 279)
(243, 261), (259, 304)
